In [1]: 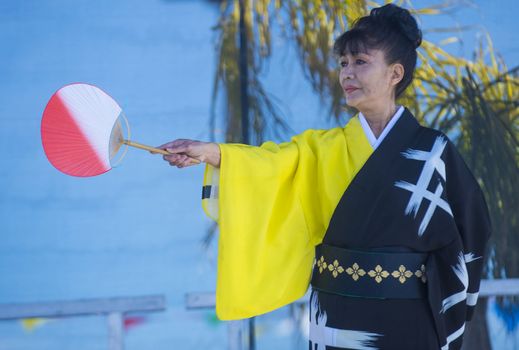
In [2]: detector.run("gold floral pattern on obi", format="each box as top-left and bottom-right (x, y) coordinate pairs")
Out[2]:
(368, 265), (390, 283)
(391, 265), (414, 284)
(315, 256), (427, 285)
(328, 259), (345, 278)
(317, 256), (328, 273)
(345, 263), (366, 281)
(415, 264), (427, 283)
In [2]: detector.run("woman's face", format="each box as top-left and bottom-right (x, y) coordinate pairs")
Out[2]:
(339, 48), (401, 113)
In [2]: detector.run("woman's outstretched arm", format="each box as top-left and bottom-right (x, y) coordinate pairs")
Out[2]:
(155, 139), (221, 168)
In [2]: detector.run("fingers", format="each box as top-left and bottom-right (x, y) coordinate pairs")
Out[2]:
(156, 139), (181, 150)
(155, 139), (204, 168)
(162, 153), (199, 168)
(152, 139), (196, 156)
(158, 139), (191, 152)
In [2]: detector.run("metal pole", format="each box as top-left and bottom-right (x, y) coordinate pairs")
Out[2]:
(238, 1), (254, 347)
(238, 0), (250, 145)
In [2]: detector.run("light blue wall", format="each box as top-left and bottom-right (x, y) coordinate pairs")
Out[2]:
(0, 1), (227, 349)
(0, 1), (517, 349)
(0, 1), (322, 349)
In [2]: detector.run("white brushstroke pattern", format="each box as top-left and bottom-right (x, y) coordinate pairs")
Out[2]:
(464, 253), (481, 263)
(440, 323), (466, 350)
(466, 292), (479, 306)
(309, 293), (381, 350)
(395, 136), (453, 236)
(441, 252), (481, 313)
(395, 181), (452, 236)
(464, 253), (482, 307)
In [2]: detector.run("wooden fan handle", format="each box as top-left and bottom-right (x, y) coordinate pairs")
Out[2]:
(123, 140), (201, 164)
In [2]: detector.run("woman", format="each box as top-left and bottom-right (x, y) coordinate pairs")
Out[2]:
(158, 4), (491, 350)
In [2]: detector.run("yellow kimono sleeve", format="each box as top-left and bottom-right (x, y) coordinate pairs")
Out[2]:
(202, 117), (373, 320)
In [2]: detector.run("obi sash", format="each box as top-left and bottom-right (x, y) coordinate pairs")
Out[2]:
(311, 244), (428, 299)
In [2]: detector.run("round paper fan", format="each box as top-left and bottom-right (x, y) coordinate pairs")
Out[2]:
(41, 83), (199, 177)
(41, 83), (128, 177)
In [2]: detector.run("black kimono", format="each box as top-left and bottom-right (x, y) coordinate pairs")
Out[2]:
(202, 107), (491, 350)
(309, 109), (491, 350)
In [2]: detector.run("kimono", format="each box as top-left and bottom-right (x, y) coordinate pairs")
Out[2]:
(201, 107), (491, 350)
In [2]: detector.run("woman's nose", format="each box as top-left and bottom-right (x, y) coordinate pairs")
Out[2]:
(340, 66), (354, 80)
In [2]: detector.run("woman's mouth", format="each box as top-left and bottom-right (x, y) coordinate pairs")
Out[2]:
(343, 86), (359, 94)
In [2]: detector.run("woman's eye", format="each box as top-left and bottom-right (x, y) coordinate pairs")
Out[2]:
(339, 59), (365, 67)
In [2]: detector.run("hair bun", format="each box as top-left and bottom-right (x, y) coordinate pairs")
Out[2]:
(370, 4), (422, 49)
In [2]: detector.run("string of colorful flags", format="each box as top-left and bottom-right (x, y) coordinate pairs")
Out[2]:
(20, 316), (147, 333)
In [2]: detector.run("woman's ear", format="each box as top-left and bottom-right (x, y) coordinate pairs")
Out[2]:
(390, 63), (405, 86)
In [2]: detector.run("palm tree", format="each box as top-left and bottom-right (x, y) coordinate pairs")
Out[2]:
(208, 1), (519, 348)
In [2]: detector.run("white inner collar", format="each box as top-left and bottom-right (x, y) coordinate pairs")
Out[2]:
(359, 106), (405, 150)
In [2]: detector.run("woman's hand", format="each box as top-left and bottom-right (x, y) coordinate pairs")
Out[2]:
(155, 139), (221, 168)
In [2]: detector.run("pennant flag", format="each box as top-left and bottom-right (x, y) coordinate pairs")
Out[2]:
(21, 318), (52, 332)
(124, 316), (146, 331)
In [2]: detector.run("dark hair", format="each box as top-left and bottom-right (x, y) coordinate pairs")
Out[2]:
(333, 4), (422, 98)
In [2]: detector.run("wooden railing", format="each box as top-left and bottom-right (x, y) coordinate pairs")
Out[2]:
(0, 295), (166, 350)
(2, 279), (517, 350)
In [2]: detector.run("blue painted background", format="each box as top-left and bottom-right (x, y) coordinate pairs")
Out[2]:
(0, 1), (517, 349)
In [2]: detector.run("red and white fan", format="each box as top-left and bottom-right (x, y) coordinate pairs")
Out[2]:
(41, 83), (195, 177)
